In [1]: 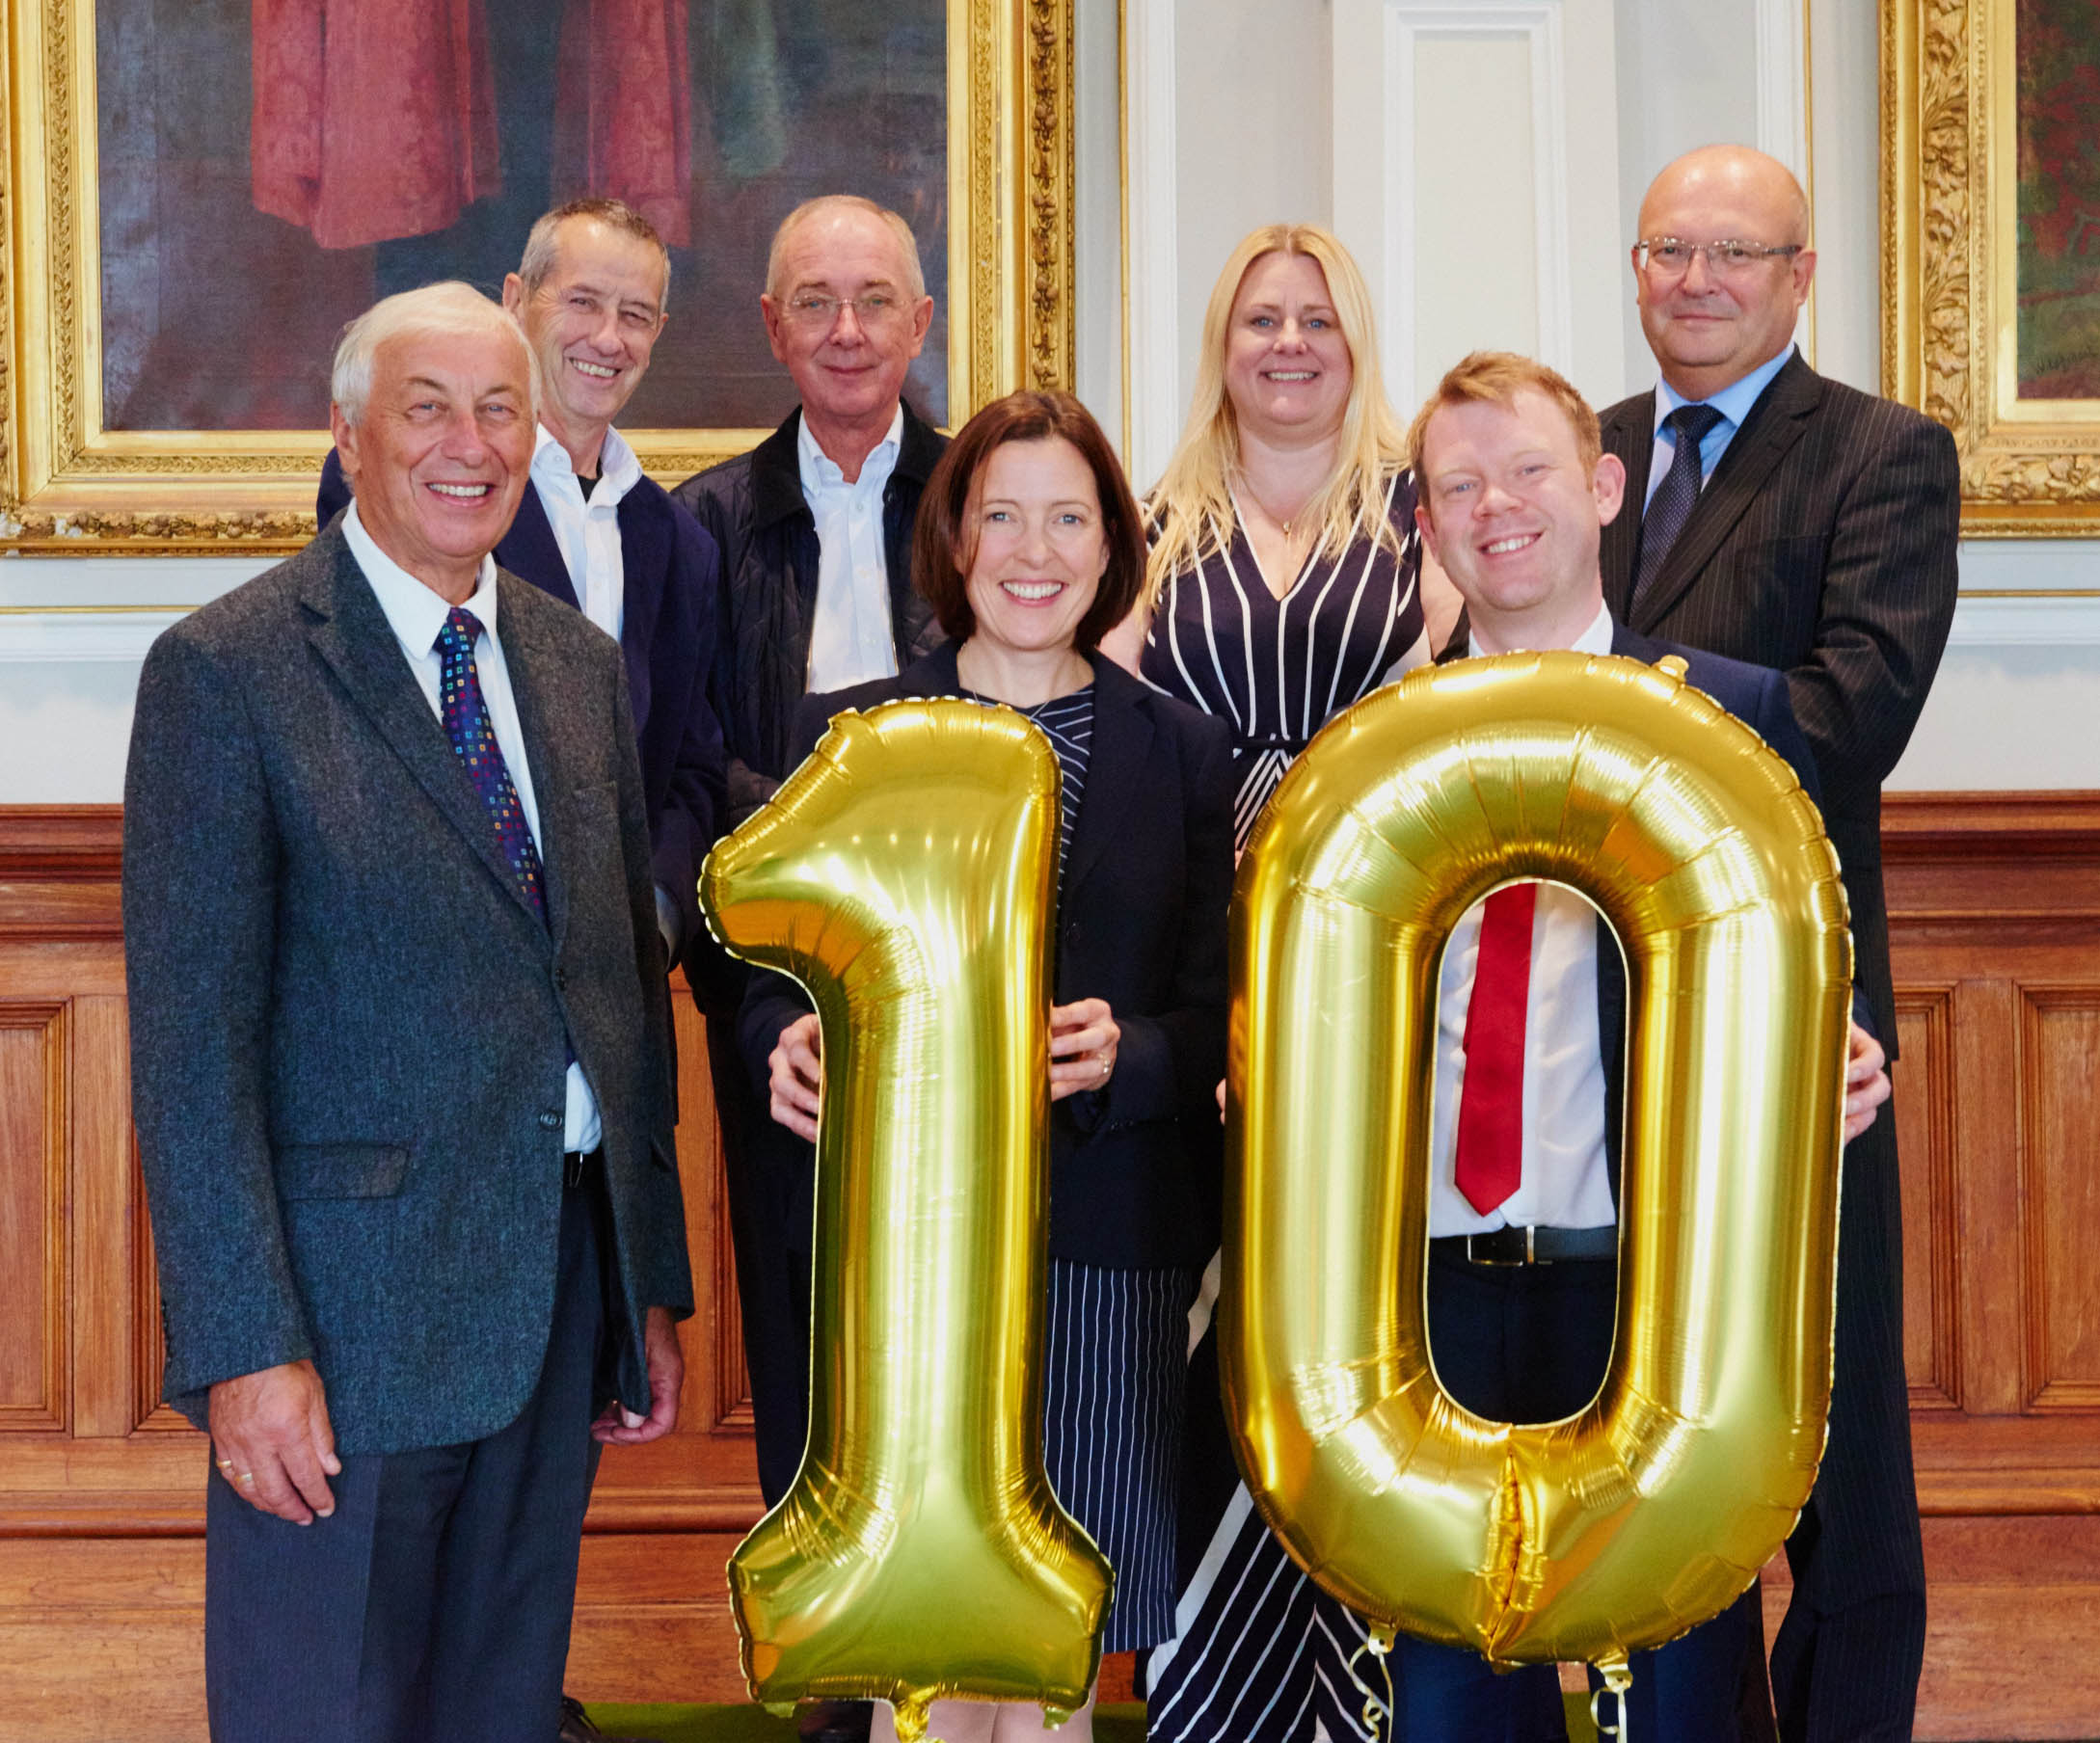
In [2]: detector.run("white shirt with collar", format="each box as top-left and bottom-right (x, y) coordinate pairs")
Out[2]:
(1643, 343), (1796, 508)
(799, 405), (903, 692)
(530, 421), (642, 642)
(1426, 602), (1616, 1239)
(341, 501), (604, 1156)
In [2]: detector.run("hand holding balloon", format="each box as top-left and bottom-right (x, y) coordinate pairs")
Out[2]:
(1844, 1020), (1890, 1144)
(767, 1012), (823, 1141)
(1047, 999), (1119, 1101)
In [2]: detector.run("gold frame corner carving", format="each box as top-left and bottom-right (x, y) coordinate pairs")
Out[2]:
(1, 0), (1076, 555)
(1884, 0), (2100, 536)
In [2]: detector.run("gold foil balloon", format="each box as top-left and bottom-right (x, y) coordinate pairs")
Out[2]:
(700, 698), (1111, 1742)
(1223, 652), (1850, 1683)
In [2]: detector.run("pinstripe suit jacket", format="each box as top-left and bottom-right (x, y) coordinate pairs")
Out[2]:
(1603, 350), (1949, 1617)
(1600, 351), (1960, 1058)
(123, 526), (695, 1455)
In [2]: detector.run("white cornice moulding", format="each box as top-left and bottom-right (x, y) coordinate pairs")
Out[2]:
(1944, 595), (2100, 649)
(0, 610), (190, 662)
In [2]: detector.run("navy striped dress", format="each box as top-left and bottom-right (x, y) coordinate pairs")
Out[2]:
(1138, 476), (1428, 1740)
(991, 685), (1204, 1655)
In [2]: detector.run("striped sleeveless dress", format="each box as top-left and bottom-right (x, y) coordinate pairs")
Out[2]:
(1138, 472), (1429, 1741)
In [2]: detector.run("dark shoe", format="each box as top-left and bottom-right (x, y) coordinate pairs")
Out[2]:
(558, 1694), (649, 1743)
(797, 1700), (875, 1742)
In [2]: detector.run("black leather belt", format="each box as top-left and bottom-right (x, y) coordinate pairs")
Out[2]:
(1434, 1224), (1618, 1266)
(562, 1147), (602, 1188)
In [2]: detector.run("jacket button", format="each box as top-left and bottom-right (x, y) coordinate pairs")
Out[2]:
(538, 1110), (562, 1130)
(553, 967), (569, 991)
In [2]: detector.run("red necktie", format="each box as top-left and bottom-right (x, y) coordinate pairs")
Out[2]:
(1453, 883), (1538, 1215)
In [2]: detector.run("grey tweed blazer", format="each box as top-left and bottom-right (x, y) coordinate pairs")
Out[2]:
(123, 524), (693, 1456)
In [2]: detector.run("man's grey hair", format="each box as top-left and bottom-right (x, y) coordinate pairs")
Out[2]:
(331, 282), (540, 426)
(517, 198), (673, 308)
(766, 196), (928, 302)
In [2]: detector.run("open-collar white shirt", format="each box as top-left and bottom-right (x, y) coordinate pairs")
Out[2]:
(799, 405), (902, 692)
(530, 421), (641, 643)
(342, 500), (603, 1156)
(1426, 602), (1616, 1238)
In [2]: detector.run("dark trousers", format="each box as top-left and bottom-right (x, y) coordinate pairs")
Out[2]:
(1392, 1245), (1756, 1742)
(1766, 1112), (1927, 1741)
(707, 1010), (812, 1506)
(203, 1172), (611, 1743)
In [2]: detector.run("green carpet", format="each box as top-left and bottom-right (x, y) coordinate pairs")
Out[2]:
(579, 1705), (1150, 1741)
(581, 1695), (1599, 1739)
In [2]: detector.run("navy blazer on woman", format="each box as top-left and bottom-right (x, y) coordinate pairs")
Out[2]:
(320, 450), (726, 959)
(740, 642), (1237, 1270)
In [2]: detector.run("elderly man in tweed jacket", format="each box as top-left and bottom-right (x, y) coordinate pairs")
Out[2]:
(123, 282), (692, 1743)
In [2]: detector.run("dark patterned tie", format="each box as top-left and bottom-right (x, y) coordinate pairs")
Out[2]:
(435, 606), (547, 925)
(1631, 403), (1726, 611)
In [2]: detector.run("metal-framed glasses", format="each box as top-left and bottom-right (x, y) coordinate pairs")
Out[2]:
(1635, 238), (1804, 281)
(780, 291), (912, 330)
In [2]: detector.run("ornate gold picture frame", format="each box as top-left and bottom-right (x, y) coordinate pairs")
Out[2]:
(1885, 0), (2100, 536)
(0, 0), (1073, 554)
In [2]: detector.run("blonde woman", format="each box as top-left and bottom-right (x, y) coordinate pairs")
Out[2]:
(1123, 226), (1451, 1742)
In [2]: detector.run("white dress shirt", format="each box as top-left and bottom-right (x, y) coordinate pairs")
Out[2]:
(799, 406), (902, 692)
(530, 422), (641, 643)
(342, 502), (603, 1155)
(1426, 603), (1616, 1238)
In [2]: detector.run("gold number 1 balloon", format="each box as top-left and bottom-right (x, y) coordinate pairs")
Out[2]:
(1224, 653), (1851, 1681)
(700, 699), (1111, 1742)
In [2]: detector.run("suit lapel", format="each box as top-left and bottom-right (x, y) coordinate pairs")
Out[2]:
(1600, 397), (1654, 619)
(1063, 657), (1151, 904)
(1630, 355), (1819, 630)
(498, 483), (581, 610)
(299, 535), (546, 933)
(614, 488), (666, 729)
(500, 576), (587, 955)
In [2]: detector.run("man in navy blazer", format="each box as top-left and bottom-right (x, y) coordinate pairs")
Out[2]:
(1361, 352), (1889, 1740)
(126, 284), (693, 1743)
(319, 199), (725, 977)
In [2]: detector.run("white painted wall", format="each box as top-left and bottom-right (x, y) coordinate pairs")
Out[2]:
(4, 0), (2096, 801)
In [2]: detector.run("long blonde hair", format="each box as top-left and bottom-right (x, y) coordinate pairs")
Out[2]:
(1144, 224), (1409, 606)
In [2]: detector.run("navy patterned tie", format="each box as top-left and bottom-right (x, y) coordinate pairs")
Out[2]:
(1631, 403), (1725, 611)
(435, 606), (547, 925)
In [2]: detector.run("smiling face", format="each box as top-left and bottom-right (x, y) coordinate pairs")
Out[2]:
(761, 204), (933, 439)
(332, 325), (536, 603)
(1413, 388), (1626, 653)
(1223, 251), (1354, 446)
(502, 217), (667, 454)
(1634, 147), (1815, 400)
(959, 437), (1110, 665)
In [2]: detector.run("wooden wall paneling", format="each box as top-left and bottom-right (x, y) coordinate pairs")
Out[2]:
(0, 1001), (67, 1432)
(1895, 984), (1961, 1409)
(2018, 986), (2100, 1411)
(8, 797), (2100, 1734)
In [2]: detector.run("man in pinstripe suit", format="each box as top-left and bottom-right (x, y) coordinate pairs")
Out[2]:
(1602, 145), (1961, 1741)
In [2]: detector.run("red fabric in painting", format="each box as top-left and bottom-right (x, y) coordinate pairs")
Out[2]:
(552, 0), (693, 248)
(252, 0), (501, 250)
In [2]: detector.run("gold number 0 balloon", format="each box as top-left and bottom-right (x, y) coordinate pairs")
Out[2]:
(1224, 652), (1851, 1685)
(701, 699), (1111, 1741)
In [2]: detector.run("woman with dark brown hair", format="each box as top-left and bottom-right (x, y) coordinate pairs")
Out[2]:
(742, 389), (1237, 1742)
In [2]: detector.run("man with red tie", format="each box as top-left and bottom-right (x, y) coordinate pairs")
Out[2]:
(1372, 350), (1890, 1740)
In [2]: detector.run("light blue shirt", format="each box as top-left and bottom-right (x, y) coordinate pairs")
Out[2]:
(342, 502), (603, 1156)
(1644, 345), (1796, 508)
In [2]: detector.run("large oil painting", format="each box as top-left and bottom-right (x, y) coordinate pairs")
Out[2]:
(1886, 0), (2100, 534)
(0, 0), (1074, 551)
(2013, 0), (2100, 401)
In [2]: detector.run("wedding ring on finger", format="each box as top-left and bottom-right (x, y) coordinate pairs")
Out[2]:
(237, 1471), (256, 1487)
